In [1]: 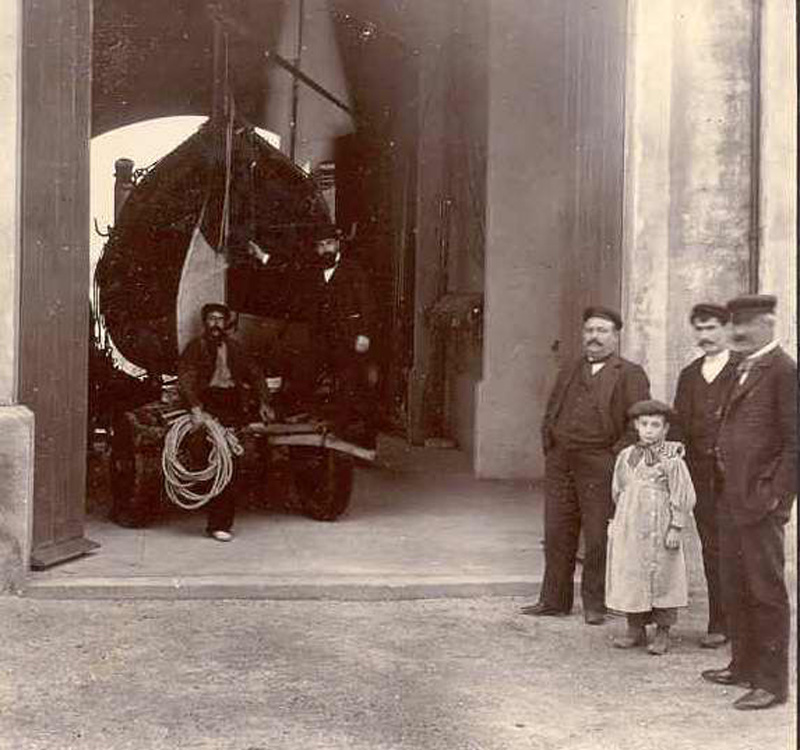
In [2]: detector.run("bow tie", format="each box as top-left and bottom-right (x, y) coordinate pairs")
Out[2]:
(629, 442), (664, 468)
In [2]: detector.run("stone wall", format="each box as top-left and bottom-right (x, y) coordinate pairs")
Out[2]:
(622, 0), (759, 401)
(0, 0), (34, 591)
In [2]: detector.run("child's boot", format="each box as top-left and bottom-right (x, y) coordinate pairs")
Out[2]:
(647, 626), (670, 655)
(613, 625), (646, 649)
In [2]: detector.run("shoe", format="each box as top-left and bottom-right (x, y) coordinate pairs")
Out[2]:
(647, 627), (670, 655)
(701, 667), (751, 688)
(584, 610), (606, 625)
(700, 633), (728, 649)
(733, 688), (786, 711)
(519, 602), (569, 617)
(207, 530), (233, 542)
(613, 627), (646, 649)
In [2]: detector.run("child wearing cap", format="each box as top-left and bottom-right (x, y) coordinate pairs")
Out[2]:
(606, 399), (697, 655)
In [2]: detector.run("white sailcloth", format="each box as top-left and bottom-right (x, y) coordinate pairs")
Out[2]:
(176, 225), (227, 354)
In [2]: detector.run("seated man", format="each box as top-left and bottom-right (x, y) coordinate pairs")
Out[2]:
(177, 302), (274, 541)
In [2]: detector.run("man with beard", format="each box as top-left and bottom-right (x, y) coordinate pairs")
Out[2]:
(310, 225), (378, 448)
(521, 307), (650, 624)
(177, 303), (274, 541)
(673, 303), (740, 648)
(702, 294), (796, 710)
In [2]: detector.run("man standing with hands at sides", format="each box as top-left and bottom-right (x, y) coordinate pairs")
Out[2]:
(702, 295), (796, 710)
(673, 303), (740, 648)
(521, 307), (650, 625)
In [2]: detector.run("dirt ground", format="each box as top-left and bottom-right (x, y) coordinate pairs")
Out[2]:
(0, 595), (794, 750)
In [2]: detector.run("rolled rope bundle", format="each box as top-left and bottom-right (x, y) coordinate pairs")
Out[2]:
(162, 414), (244, 510)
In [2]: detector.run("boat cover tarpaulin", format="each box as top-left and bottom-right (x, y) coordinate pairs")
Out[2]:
(95, 118), (331, 374)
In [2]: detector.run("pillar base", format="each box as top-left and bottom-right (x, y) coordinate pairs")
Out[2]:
(0, 406), (34, 592)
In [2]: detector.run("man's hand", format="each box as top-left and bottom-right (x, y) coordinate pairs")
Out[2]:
(259, 403), (276, 424)
(190, 406), (210, 428)
(664, 526), (681, 550)
(355, 335), (370, 354)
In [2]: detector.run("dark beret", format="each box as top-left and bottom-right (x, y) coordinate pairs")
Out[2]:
(690, 303), (729, 324)
(627, 399), (674, 420)
(583, 306), (623, 330)
(726, 294), (777, 319)
(201, 302), (231, 321)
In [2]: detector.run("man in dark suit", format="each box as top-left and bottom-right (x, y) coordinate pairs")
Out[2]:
(673, 303), (740, 648)
(311, 225), (378, 447)
(701, 294), (797, 710)
(521, 306), (650, 624)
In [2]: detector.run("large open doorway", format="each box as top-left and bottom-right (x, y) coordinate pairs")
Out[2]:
(19, 0), (630, 582)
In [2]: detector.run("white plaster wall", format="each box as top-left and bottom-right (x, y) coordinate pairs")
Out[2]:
(758, 0), (797, 356)
(0, 0), (20, 405)
(622, 0), (754, 401)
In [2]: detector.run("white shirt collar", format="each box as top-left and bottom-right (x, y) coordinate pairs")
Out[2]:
(700, 349), (730, 383)
(746, 339), (780, 361)
(323, 253), (341, 283)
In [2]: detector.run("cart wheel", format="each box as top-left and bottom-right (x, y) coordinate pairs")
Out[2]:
(291, 447), (354, 521)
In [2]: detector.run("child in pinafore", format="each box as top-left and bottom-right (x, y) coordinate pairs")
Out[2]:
(606, 399), (696, 655)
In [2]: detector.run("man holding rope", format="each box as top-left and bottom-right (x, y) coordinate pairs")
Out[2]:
(177, 302), (274, 541)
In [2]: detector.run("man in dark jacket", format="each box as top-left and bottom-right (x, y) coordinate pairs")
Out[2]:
(701, 294), (797, 710)
(177, 302), (273, 541)
(521, 306), (650, 624)
(311, 225), (378, 448)
(673, 303), (740, 648)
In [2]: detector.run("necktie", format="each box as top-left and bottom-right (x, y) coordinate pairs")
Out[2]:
(736, 359), (754, 384)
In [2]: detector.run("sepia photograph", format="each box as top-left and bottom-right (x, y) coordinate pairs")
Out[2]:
(0, 1), (795, 748)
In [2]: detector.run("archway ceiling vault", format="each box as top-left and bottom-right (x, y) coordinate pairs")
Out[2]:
(92, 0), (432, 138)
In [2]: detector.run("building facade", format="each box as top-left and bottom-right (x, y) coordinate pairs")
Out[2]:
(0, 0), (795, 584)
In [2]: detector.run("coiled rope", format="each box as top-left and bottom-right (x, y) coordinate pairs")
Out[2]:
(162, 414), (244, 510)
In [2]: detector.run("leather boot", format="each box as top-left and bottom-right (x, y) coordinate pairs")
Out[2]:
(613, 626), (646, 649)
(647, 626), (670, 655)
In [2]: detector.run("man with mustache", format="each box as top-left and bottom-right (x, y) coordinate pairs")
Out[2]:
(673, 303), (740, 648)
(311, 224), (378, 448)
(702, 294), (796, 710)
(521, 307), (650, 624)
(178, 303), (274, 541)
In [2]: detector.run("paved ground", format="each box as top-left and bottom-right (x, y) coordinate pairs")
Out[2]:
(11, 438), (797, 748)
(28, 438), (544, 598)
(0, 595), (794, 750)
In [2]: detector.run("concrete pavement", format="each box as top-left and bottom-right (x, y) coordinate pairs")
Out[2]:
(26, 437), (546, 599)
(0, 596), (794, 750)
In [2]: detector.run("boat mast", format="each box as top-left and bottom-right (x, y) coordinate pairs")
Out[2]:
(289, 0), (305, 163)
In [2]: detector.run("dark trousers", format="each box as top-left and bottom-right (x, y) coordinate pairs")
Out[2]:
(201, 388), (243, 533)
(718, 506), (790, 700)
(689, 457), (726, 635)
(539, 445), (615, 613)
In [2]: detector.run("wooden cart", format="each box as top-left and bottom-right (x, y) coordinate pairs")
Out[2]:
(109, 401), (374, 528)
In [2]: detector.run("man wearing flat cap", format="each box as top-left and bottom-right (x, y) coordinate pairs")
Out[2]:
(178, 302), (274, 541)
(701, 294), (797, 710)
(521, 306), (651, 624)
(673, 303), (740, 648)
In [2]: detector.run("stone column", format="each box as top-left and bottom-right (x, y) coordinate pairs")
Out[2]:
(0, 0), (34, 590)
(475, 0), (569, 478)
(758, 0), (797, 355)
(622, 0), (754, 400)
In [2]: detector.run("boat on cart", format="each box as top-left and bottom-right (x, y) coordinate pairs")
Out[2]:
(94, 118), (375, 527)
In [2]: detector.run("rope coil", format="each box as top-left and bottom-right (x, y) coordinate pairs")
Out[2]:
(162, 414), (244, 510)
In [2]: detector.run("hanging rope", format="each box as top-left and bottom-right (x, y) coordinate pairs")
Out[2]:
(162, 413), (244, 510)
